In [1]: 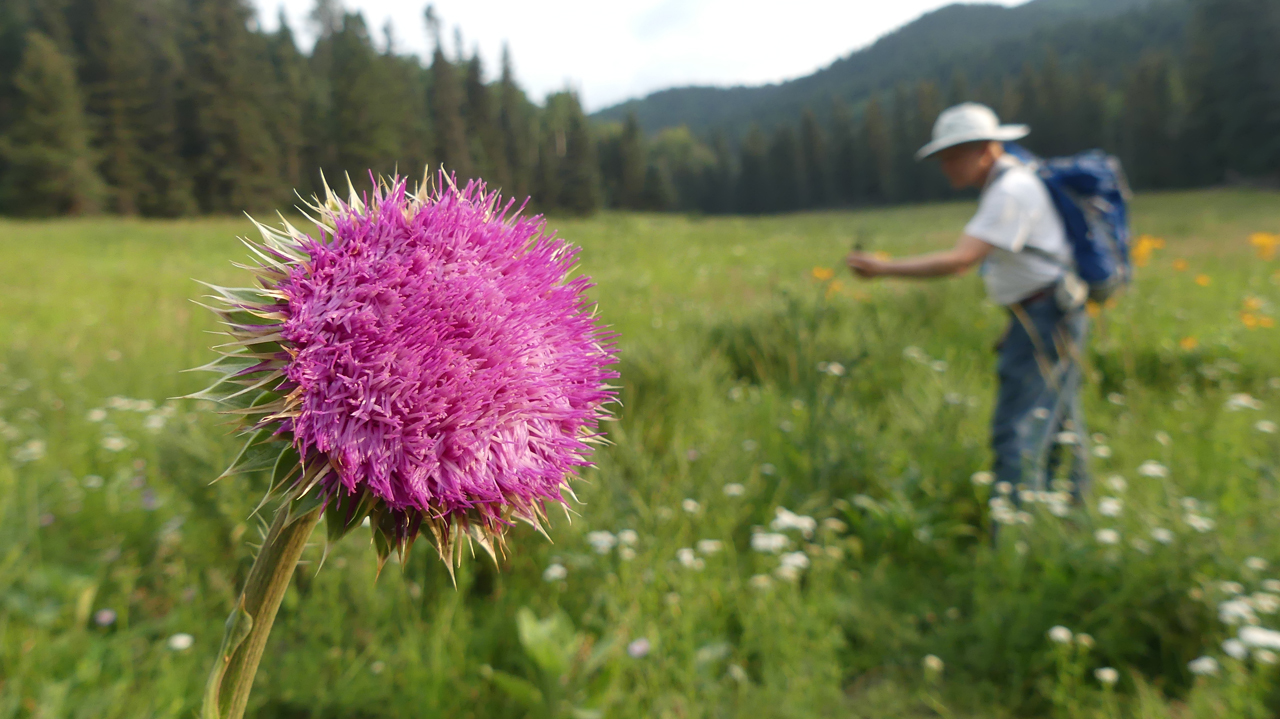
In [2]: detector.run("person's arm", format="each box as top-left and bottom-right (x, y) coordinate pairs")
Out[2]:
(846, 234), (993, 279)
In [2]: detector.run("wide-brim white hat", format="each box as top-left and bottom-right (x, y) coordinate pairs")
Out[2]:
(915, 102), (1029, 160)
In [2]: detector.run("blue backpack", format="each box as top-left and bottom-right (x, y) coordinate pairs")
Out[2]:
(1004, 142), (1133, 303)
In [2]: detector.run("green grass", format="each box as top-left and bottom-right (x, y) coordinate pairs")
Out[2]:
(1, 189), (1279, 718)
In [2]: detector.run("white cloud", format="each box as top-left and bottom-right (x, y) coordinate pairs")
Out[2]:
(253, 0), (1023, 111)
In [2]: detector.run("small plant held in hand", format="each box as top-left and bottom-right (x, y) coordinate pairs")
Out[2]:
(192, 172), (617, 719)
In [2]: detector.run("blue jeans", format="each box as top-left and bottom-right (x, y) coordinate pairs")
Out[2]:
(991, 292), (1090, 495)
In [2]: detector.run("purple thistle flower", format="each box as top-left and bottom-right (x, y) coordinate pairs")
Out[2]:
(193, 172), (617, 569)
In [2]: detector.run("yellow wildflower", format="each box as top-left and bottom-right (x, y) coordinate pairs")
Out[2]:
(826, 280), (844, 299)
(1195, 274), (1212, 287)
(1244, 297), (1264, 312)
(812, 266), (835, 281)
(1250, 232), (1280, 261)
(1179, 336), (1199, 351)
(1260, 316), (1275, 329)
(1086, 301), (1102, 318)
(1172, 259), (1189, 272)
(1132, 234), (1165, 267)
(1242, 312), (1259, 329)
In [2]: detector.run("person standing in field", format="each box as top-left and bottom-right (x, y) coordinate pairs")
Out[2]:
(846, 103), (1090, 498)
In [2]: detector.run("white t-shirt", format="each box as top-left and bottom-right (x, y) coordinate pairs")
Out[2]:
(964, 155), (1070, 306)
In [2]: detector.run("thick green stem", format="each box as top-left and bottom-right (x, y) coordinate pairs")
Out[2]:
(204, 504), (322, 719)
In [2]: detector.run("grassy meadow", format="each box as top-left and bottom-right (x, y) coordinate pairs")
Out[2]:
(2, 188), (1280, 718)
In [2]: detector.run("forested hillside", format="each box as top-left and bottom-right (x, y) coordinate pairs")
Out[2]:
(593, 0), (1177, 137)
(0, 0), (1275, 218)
(592, 0), (1279, 214)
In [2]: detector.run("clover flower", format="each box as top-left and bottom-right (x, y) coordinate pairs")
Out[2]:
(193, 174), (618, 568)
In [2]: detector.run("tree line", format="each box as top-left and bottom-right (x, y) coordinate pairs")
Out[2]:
(0, 0), (1275, 218)
(597, 0), (1279, 214)
(0, 0), (600, 217)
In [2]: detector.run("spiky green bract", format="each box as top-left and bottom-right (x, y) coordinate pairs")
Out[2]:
(192, 172), (618, 572)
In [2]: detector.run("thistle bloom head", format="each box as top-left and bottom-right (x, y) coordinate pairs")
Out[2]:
(194, 173), (617, 569)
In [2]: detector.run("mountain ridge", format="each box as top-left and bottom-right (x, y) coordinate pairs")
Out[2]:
(592, 0), (1179, 136)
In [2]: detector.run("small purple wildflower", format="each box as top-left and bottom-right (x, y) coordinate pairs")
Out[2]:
(194, 173), (618, 567)
(94, 608), (117, 626)
(627, 638), (651, 658)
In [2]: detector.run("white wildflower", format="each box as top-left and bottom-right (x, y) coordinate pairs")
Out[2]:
(1220, 581), (1244, 595)
(1226, 393), (1263, 411)
(1181, 497), (1201, 511)
(696, 539), (722, 555)
(1246, 557), (1269, 572)
(617, 529), (638, 546)
(681, 498), (701, 514)
(1098, 497), (1123, 517)
(11, 439), (45, 463)
(1255, 649), (1278, 665)
(723, 482), (745, 497)
(1151, 527), (1174, 544)
(1092, 445), (1112, 458)
(1137, 460), (1169, 478)
(1106, 475), (1127, 493)
(970, 471), (994, 487)
(825, 362), (846, 377)
(86, 408), (107, 423)
(1107, 392), (1126, 406)
(1265, 579), (1280, 593)
(1131, 538), (1151, 553)
(618, 547), (636, 561)
(1250, 593), (1280, 615)
(1155, 430), (1171, 446)
(1095, 667), (1119, 685)
(1185, 514), (1215, 532)
(748, 574), (773, 590)
(995, 481), (1013, 496)
(1219, 599), (1257, 626)
(101, 435), (129, 452)
(542, 563), (567, 582)
(923, 655), (944, 673)
(1095, 528), (1120, 545)
(1256, 420), (1278, 434)
(586, 531), (617, 554)
(167, 633), (194, 651)
(1240, 626), (1280, 649)
(1188, 656), (1219, 675)
(1048, 626), (1073, 644)
(750, 533), (789, 554)
(676, 548), (704, 570)
(1048, 501), (1070, 517)
(773, 565), (800, 582)
(771, 507), (816, 538)
(779, 551), (810, 571)
(1223, 639), (1248, 660)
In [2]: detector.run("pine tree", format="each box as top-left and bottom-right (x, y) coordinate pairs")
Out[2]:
(0, 31), (105, 215)
(799, 108), (828, 207)
(765, 123), (804, 212)
(265, 12), (310, 193)
(555, 92), (601, 215)
(497, 44), (534, 201)
(1123, 53), (1185, 188)
(327, 13), (400, 183)
(736, 124), (768, 214)
(425, 6), (473, 180)
(829, 100), (859, 205)
(1184, 0), (1280, 181)
(179, 0), (284, 212)
(463, 51), (509, 188)
(887, 85), (913, 201)
(860, 94), (892, 203)
(913, 81), (946, 200)
(616, 113), (646, 209)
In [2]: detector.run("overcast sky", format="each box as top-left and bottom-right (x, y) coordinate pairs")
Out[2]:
(251, 0), (1023, 112)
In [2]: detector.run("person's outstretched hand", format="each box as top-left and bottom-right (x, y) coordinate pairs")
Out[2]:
(846, 251), (887, 278)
